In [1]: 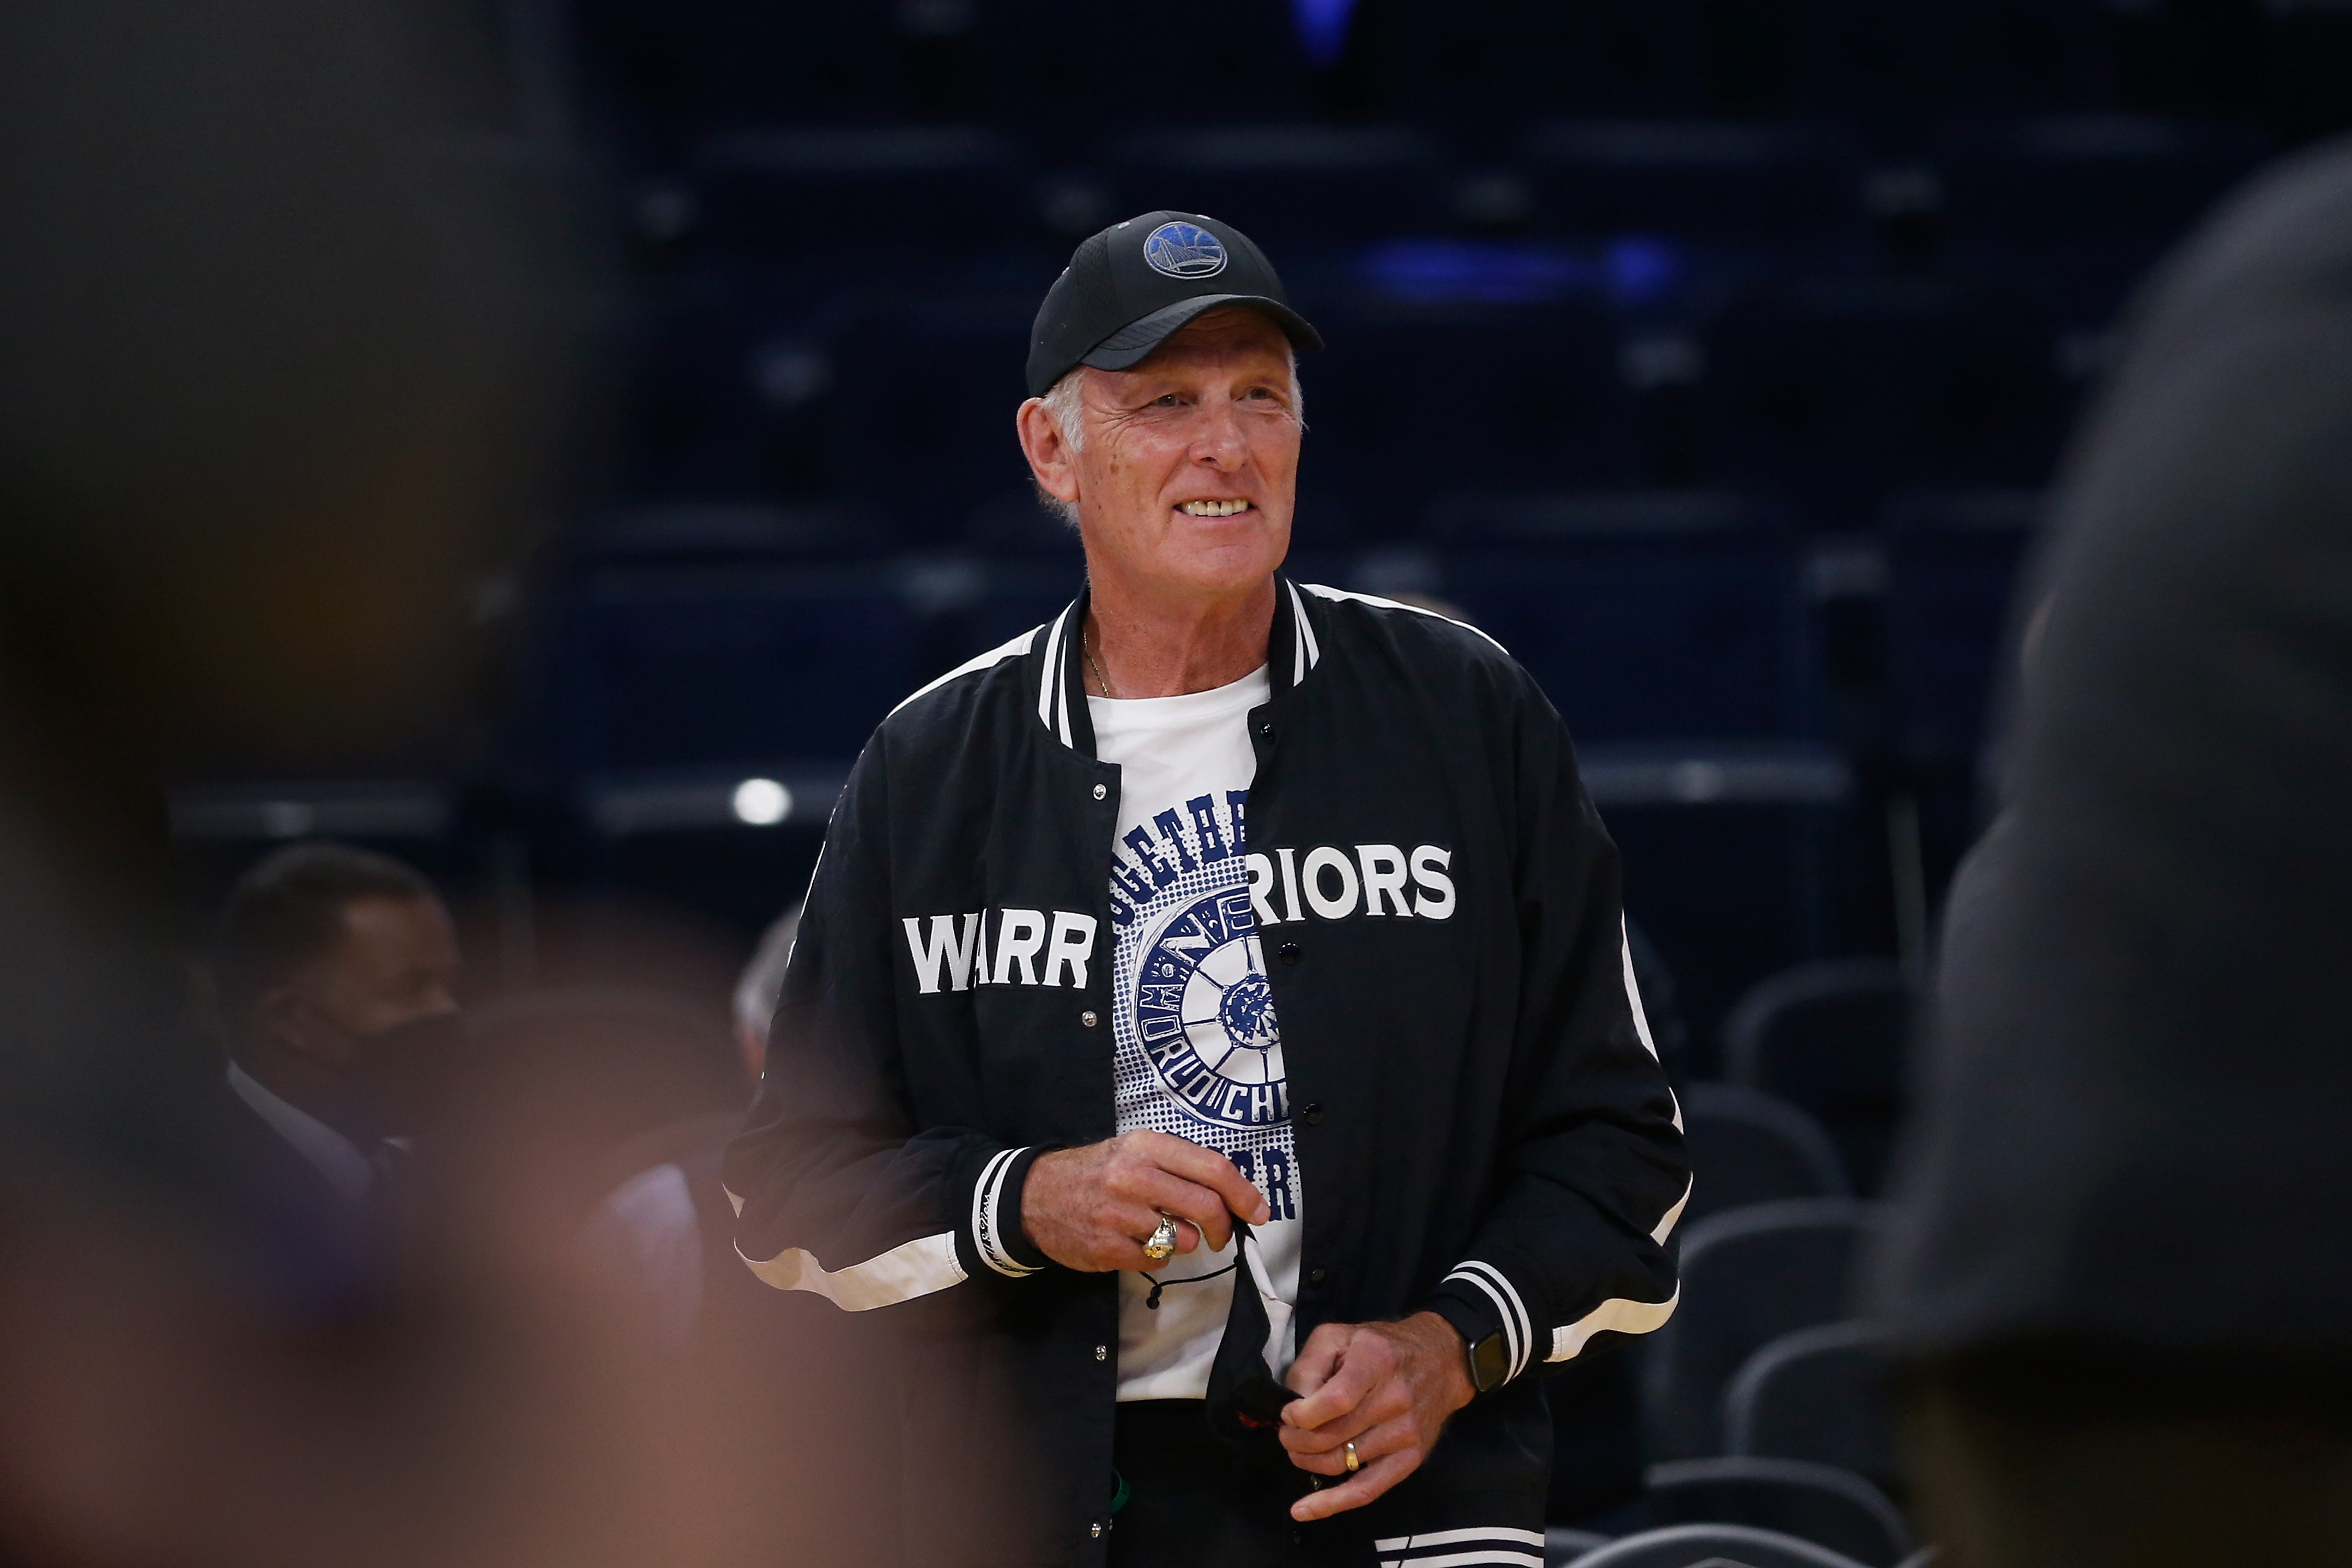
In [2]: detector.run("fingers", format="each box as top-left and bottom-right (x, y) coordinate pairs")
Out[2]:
(1134, 1170), (1238, 1253)
(1134, 1133), (1272, 1226)
(1286, 1411), (1417, 1478)
(1279, 1375), (1410, 1456)
(1289, 1443), (1421, 1520)
(1282, 1326), (1395, 1433)
(1282, 1321), (1351, 1400)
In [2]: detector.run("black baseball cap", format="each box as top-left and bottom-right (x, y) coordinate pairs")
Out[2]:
(1024, 211), (1324, 397)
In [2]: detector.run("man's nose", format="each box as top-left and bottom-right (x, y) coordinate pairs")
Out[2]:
(1188, 401), (1251, 469)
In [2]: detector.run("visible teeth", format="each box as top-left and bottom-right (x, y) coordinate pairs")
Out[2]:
(1179, 499), (1251, 516)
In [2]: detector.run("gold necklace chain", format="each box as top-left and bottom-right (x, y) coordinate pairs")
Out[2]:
(1083, 625), (1115, 699)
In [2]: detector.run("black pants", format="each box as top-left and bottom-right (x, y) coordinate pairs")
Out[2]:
(1110, 1400), (1375, 1568)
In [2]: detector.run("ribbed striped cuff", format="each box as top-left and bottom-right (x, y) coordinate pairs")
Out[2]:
(970, 1145), (1052, 1278)
(1429, 1259), (1536, 1387)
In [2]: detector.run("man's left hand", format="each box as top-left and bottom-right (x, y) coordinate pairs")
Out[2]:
(1278, 1311), (1474, 1521)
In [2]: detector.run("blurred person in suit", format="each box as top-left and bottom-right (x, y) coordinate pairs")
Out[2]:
(1867, 137), (2352, 1566)
(212, 841), (463, 1193)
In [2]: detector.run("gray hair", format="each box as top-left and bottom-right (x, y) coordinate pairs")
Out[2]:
(1029, 350), (1304, 529)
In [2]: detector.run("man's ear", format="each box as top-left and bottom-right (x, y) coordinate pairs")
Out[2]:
(1016, 397), (1081, 509)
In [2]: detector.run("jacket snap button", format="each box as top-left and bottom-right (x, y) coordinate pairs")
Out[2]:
(1277, 942), (1301, 966)
(1094, 1344), (1108, 1361)
(1255, 721), (1274, 740)
(1309, 1266), (1328, 1286)
(1081, 1010), (1099, 1028)
(1299, 1103), (1325, 1127)
(1090, 1523), (1103, 1539)
(1092, 783), (1107, 800)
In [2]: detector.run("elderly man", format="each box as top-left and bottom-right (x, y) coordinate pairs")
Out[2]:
(725, 212), (1687, 1568)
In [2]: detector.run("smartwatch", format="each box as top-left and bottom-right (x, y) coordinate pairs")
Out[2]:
(1463, 1328), (1512, 1396)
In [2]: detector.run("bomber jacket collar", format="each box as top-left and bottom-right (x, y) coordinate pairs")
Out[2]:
(1030, 575), (1323, 761)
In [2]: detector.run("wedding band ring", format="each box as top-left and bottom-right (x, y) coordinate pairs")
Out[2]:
(1141, 1213), (1178, 1261)
(1343, 1441), (1361, 1473)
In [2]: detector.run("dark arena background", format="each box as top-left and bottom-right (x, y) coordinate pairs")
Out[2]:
(173, 0), (2343, 1060)
(89, 2), (2347, 1562)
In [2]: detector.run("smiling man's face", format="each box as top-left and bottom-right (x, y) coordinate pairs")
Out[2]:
(1038, 306), (1301, 606)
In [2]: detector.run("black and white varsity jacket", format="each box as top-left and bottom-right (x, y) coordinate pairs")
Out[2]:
(723, 578), (1689, 1568)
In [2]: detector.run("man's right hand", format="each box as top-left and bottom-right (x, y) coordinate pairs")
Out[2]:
(1020, 1132), (1271, 1273)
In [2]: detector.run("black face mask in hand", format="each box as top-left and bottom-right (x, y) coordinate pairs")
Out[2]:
(1204, 1217), (1300, 1467)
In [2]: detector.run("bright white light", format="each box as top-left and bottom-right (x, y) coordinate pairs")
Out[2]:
(731, 778), (791, 826)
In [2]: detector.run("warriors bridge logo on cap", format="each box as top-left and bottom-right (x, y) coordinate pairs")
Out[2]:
(1143, 221), (1228, 280)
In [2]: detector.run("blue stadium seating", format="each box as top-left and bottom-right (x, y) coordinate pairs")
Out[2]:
(1883, 489), (2044, 769)
(554, 562), (922, 770)
(825, 296), (1039, 542)
(1939, 113), (2269, 245)
(1563, 1522), (1871, 1568)
(1698, 282), (2067, 516)
(1723, 958), (1911, 1194)
(1301, 302), (1639, 513)
(1641, 1197), (1888, 1460)
(1681, 1083), (1853, 1222)
(1725, 1321), (1900, 1492)
(1523, 121), (1862, 241)
(1431, 493), (1803, 741)
(1110, 126), (1448, 245)
(1639, 1456), (1910, 1566)
(690, 126), (1032, 258)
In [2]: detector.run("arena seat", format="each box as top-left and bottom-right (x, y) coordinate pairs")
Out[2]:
(1523, 121), (1861, 241)
(1110, 125), (1447, 244)
(1638, 1456), (1909, 1567)
(1722, 959), (1911, 1194)
(826, 296), (1038, 543)
(1698, 283), (2066, 517)
(1561, 1521), (1872, 1568)
(1305, 303), (1639, 512)
(555, 562), (922, 770)
(1641, 1197), (1889, 1460)
(1883, 489), (2044, 773)
(1680, 1083), (1852, 1223)
(690, 126), (1034, 262)
(1938, 113), (2269, 246)
(1725, 1321), (1899, 1493)
(1431, 493), (1802, 741)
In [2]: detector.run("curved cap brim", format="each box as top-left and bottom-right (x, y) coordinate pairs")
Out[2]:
(1078, 294), (1325, 374)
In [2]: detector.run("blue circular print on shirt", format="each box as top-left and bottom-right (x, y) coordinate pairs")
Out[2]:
(1131, 886), (1287, 1129)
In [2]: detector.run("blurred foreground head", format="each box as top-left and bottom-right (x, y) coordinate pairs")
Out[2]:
(1869, 137), (2352, 1565)
(0, 0), (567, 802)
(0, 7), (844, 1568)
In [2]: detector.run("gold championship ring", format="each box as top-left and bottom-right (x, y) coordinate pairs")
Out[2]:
(1142, 1213), (1179, 1261)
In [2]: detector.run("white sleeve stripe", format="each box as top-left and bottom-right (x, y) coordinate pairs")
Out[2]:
(735, 1231), (966, 1310)
(974, 1146), (1039, 1277)
(1300, 581), (1512, 656)
(1445, 1263), (1529, 1382)
(1445, 1270), (1517, 1376)
(1375, 1528), (1546, 1551)
(1378, 1552), (1543, 1568)
(1036, 607), (1068, 731)
(1287, 580), (1321, 675)
(1620, 917), (1658, 1061)
(1451, 1259), (1534, 1379)
(889, 627), (1038, 718)
(1652, 1174), (1692, 1245)
(1545, 1284), (1679, 1363)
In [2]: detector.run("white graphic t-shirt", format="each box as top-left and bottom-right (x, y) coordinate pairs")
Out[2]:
(1090, 664), (1304, 1402)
